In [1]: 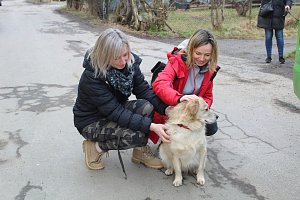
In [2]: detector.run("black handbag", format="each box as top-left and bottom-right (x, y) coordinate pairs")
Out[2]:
(259, 0), (274, 17)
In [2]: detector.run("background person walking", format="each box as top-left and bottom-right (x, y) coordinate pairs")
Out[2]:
(257, 0), (293, 64)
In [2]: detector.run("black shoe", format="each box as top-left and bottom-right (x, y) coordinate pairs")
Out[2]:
(265, 57), (272, 63)
(279, 57), (285, 64)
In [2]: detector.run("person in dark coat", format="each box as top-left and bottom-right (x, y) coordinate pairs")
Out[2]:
(257, 0), (293, 64)
(73, 28), (170, 171)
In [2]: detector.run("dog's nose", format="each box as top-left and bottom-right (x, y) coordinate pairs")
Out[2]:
(215, 114), (219, 120)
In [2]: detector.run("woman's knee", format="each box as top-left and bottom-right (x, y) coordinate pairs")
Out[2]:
(125, 99), (154, 116)
(139, 100), (154, 116)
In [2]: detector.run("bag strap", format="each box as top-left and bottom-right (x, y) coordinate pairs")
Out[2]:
(210, 65), (221, 81)
(151, 61), (166, 84)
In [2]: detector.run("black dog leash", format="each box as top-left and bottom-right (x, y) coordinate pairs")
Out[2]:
(286, 11), (299, 22)
(289, 12), (299, 21)
(117, 134), (127, 179)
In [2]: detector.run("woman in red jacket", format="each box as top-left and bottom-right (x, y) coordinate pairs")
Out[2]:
(151, 29), (219, 144)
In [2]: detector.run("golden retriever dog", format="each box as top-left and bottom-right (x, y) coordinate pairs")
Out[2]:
(159, 98), (218, 187)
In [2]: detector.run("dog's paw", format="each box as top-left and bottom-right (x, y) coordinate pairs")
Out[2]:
(173, 178), (183, 187)
(165, 169), (174, 176)
(197, 176), (205, 186)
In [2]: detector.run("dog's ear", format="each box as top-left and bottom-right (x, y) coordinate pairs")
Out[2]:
(186, 100), (199, 119)
(165, 106), (174, 116)
(167, 102), (189, 124)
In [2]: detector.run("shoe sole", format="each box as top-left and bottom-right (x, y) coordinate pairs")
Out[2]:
(83, 140), (105, 170)
(131, 157), (163, 169)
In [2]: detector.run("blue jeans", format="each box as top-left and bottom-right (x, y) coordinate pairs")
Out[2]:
(265, 29), (284, 58)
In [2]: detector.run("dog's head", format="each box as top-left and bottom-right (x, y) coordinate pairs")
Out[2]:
(166, 98), (217, 130)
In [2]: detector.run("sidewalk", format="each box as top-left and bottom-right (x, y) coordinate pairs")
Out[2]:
(0, 1), (299, 199)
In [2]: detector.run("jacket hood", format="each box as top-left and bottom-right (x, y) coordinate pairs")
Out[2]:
(177, 39), (189, 50)
(167, 47), (186, 67)
(83, 48), (94, 72)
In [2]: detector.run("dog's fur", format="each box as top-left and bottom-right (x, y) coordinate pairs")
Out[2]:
(159, 98), (217, 187)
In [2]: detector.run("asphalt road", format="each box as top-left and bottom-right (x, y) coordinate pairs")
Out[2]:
(0, 1), (300, 200)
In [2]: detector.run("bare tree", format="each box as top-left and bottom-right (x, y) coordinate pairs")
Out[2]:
(211, 0), (224, 30)
(233, 0), (251, 16)
(66, 0), (100, 17)
(114, 0), (168, 31)
(97, 0), (110, 20)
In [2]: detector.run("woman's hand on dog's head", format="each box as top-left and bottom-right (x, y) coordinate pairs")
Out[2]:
(179, 95), (199, 102)
(150, 123), (171, 143)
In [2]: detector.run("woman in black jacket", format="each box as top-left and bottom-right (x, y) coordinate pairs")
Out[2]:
(257, 0), (293, 63)
(73, 28), (170, 171)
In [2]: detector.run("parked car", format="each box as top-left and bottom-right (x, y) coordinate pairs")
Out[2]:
(293, 18), (300, 99)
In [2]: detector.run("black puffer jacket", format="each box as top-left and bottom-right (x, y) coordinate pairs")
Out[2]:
(73, 50), (168, 134)
(257, 0), (293, 30)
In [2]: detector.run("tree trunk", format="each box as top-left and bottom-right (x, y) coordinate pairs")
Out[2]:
(234, 0), (250, 16)
(130, 0), (140, 29)
(96, 0), (110, 20)
(211, 0), (224, 30)
(114, 0), (168, 31)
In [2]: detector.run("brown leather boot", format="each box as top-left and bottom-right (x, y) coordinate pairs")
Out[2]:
(131, 145), (163, 169)
(82, 140), (105, 170)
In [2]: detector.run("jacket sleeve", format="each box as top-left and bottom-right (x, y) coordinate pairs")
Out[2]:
(131, 62), (168, 115)
(81, 72), (152, 133)
(152, 60), (183, 106)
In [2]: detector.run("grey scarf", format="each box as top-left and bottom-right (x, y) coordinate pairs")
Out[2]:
(106, 66), (134, 97)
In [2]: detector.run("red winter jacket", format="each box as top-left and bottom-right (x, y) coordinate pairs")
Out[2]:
(149, 48), (216, 143)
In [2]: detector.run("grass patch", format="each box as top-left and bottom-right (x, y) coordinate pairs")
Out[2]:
(286, 50), (296, 60)
(166, 6), (300, 39)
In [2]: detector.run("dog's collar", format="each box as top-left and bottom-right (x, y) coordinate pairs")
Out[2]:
(177, 124), (190, 130)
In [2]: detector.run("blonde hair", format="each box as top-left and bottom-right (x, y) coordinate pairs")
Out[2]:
(186, 29), (218, 71)
(90, 28), (133, 77)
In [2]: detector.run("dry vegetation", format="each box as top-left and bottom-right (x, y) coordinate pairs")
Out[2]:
(61, 4), (300, 40)
(166, 5), (300, 39)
